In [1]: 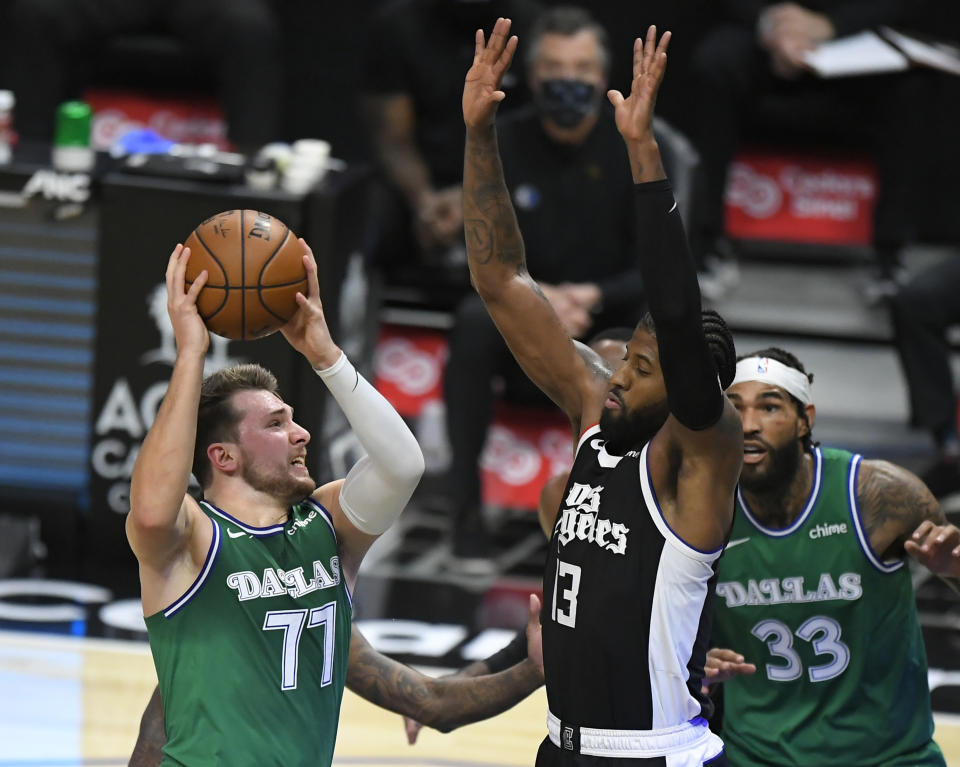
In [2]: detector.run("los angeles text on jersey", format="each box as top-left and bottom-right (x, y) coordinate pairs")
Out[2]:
(553, 482), (629, 554)
(227, 558), (342, 601)
(717, 572), (862, 607)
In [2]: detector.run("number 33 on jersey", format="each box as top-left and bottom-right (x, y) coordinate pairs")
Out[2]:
(712, 447), (944, 767)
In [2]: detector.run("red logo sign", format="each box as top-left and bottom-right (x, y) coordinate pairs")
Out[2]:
(373, 325), (448, 418)
(724, 150), (877, 246)
(84, 88), (230, 150)
(480, 404), (572, 511)
(373, 325), (573, 511)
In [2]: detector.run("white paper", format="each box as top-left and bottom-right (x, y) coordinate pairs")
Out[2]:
(803, 31), (909, 78)
(881, 27), (960, 77)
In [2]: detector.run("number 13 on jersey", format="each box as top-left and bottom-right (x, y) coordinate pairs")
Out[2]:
(552, 560), (581, 628)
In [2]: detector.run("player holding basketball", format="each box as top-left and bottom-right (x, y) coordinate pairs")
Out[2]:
(463, 19), (741, 765)
(704, 347), (957, 766)
(127, 241), (424, 766)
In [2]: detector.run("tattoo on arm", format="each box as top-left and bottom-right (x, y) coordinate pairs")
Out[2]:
(346, 630), (541, 732)
(464, 217), (493, 265)
(346, 632), (435, 724)
(859, 460), (946, 559)
(463, 130), (526, 273)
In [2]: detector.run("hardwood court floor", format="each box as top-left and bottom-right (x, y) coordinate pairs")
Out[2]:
(0, 629), (957, 767)
(0, 629), (547, 767)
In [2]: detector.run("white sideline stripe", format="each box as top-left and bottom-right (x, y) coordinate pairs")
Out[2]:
(0, 629), (150, 655)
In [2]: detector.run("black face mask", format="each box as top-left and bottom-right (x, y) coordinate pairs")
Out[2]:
(535, 79), (598, 129)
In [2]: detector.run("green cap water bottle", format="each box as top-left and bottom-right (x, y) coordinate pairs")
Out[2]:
(52, 100), (94, 172)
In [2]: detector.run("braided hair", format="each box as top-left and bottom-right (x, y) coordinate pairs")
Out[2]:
(737, 346), (817, 452)
(637, 309), (736, 388)
(702, 309), (736, 389)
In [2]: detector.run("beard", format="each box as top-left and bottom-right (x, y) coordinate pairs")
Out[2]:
(599, 402), (669, 455)
(242, 461), (316, 507)
(739, 437), (802, 495)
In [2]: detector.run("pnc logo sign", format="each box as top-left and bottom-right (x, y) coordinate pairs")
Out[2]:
(91, 283), (246, 513)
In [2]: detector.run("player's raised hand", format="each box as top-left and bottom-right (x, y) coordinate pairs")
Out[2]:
(607, 26), (671, 144)
(281, 239), (340, 369)
(463, 17), (519, 131)
(165, 243), (209, 356)
(703, 647), (756, 687)
(905, 520), (960, 578)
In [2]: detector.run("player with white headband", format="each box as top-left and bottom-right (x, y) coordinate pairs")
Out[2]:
(706, 346), (958, 767)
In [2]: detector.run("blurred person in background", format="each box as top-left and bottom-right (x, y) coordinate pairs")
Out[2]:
(891, 253), (960, 500)
(687, 0), (926, 300)
(7, 0), (284, 153)
(442, 6), (647, 571)
(360, 0), (542, 285)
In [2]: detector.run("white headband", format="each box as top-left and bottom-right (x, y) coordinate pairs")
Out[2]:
(729, 356), (812, 405)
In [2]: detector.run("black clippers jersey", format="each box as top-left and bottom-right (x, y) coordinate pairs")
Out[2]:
(542, 425), (722, 730)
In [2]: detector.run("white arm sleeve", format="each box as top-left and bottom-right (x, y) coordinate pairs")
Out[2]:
(316, 352), (424, 535)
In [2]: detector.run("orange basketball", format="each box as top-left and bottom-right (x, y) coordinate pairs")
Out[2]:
(183, 209), (307, 340)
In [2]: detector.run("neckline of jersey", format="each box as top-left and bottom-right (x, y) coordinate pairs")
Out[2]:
(736, 446), (823, 538)
(200, 500), (287, 536)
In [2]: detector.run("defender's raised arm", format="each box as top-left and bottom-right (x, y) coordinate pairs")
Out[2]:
(607, 27), (741, 550)
(462, 18), (595, 427)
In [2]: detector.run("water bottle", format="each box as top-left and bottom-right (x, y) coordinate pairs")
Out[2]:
(52, 100), (94, 172)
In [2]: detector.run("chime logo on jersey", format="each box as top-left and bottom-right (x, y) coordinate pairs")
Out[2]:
(226, 557), (342, 601)
(287, 508), (319, 535)
(554, 481), (629, 554)
(716, 571), (862, 608)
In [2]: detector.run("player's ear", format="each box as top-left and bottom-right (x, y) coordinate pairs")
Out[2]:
(799, 403), (815, 437)
(208, 442), (238, 475)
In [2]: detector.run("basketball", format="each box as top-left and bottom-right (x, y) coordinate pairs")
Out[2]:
(183, 209), (307, 340)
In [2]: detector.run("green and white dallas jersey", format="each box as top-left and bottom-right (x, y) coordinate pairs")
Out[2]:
(145, 498), (353, 767)
(712, 447), (944, 767)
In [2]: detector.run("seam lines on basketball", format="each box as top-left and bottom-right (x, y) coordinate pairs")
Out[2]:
(258, 226), (295, 324)
(246, 277), (309, 289)
(192, 228), (229, 319)
(240, 209), (247, 340)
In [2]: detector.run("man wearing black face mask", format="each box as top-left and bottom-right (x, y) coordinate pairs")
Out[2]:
(443, 6), (649, 570)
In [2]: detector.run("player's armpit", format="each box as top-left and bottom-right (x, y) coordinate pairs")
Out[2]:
(125, 494), (198, 566)
(131, 499), (214, 618)
(858, 459), (947, 561)
(656, 401), (742, 551)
